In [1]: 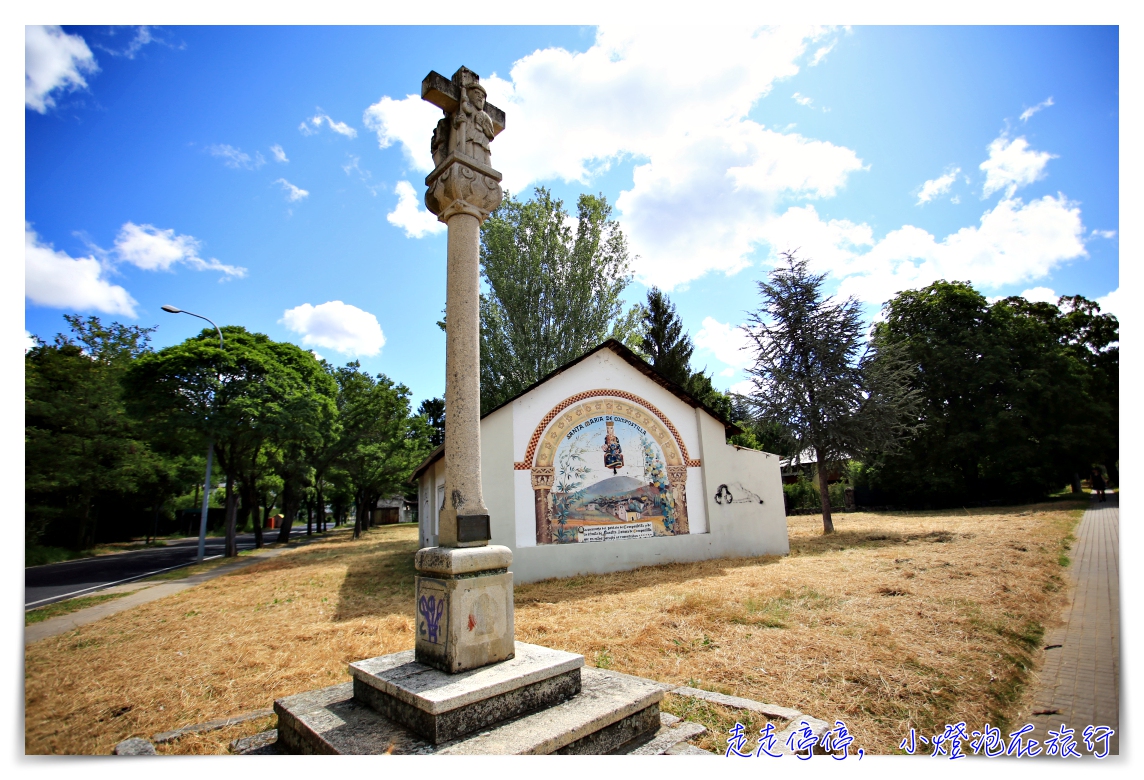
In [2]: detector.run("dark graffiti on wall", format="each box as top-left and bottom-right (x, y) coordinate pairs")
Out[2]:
(715, 482), (764, 506)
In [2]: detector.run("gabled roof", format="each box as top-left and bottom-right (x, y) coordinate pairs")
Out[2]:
(411, 339), (741, 482)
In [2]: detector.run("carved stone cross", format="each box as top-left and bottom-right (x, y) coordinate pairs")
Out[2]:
(422, 67), (506, 223)
(414, 66), (514, 674)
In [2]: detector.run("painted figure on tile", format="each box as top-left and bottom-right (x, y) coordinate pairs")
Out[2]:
(603, 420), (624, 474)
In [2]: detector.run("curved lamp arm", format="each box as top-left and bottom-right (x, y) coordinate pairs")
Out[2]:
(161, 305), (224, 349)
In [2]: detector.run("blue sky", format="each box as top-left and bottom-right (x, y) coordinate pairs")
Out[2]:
(25, 25), (1119, 405)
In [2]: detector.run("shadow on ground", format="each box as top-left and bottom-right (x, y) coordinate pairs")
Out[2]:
(789, 529), (970, 557)
(515, 554), (786, 606)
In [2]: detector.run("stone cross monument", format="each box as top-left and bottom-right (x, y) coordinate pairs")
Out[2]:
(414, 67), (513, 674)
(271, 68), (668, 753)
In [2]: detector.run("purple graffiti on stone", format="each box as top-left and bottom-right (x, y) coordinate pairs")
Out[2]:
(418, 594), (445, 643)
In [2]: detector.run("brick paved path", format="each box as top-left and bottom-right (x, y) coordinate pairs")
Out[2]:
(1027, 493), (1119, 756)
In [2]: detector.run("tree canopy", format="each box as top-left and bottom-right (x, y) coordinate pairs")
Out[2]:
(124, 326), (338, 555)
(478, 187), (643, 411)
(25, 315), (433, 557)
(856, 281), (1118, 506)
(743, 252), (920, 533)
(25, 316), (193, 550)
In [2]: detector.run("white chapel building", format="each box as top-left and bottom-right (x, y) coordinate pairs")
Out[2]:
(414, 340), (789, 584)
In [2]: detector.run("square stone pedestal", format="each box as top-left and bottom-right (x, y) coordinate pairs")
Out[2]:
(350, 642), (582, 743)
(415, 545), (515, 673)
(275, 658), (667, 755)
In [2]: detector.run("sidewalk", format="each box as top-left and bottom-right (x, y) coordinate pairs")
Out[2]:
(1027, 492), (1119, 756)
(25, 528), (349, 646)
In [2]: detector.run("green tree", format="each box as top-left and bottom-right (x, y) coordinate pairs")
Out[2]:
(725, 395), (797, 456)
(25, 316), (187, 550)
(125, 326), (335, 556)
(418, 396), (446, 447)
(478, 187), (643, 411)
(636, 286), (734, 422)
(743, 252), (920, 533)
(638, 287), (693, 386)
(261, 340), (337, 545)
(332, 364), (432, 539)
(861, 282), (1117, 506)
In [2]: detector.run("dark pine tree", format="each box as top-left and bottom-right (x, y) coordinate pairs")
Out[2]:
(418, 397), (446, 448)
(640, 287), (695, 387)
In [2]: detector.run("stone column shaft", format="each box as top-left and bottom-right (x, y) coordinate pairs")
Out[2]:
(437, 211), (489, 547)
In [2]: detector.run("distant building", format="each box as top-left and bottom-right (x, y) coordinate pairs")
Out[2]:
(412, 339), (789, 584)
(373, 495), (413, 525)
(780, 448), (845, 486)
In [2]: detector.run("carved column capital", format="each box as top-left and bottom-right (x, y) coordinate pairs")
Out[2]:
(531, 466), (555, 491)
(424, 156), (503, 225)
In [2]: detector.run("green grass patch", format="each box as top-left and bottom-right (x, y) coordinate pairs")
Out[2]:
(141, 547), (265, 583)
(25, 544), (94, 567)
(736, 596), (790, 628)
(25, 592), (130, 625)
(661, 692), (775, 755)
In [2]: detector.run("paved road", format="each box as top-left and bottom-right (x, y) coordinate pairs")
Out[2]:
(24, 528), (318, 609)
(1028, 492), (1119, 756)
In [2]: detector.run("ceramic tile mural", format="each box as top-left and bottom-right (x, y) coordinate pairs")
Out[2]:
(528, 394), (690, 545)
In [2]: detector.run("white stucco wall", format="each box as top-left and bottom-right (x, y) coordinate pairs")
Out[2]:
(418, 346), (788, 583)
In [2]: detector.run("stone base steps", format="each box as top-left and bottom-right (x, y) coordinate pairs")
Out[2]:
(273, 667), (671, 755)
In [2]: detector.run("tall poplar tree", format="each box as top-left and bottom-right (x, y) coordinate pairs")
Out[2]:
(478, 187), (643, 412)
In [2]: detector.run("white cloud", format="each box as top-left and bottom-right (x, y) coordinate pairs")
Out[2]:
(280, 301), (385, 356)
(122, 26), (155, 58)
(387, 181), (446, 238)
(363, 26), (856, 289)
(270, 144), (288, 163)
(115, 26), (155, 58)
(342, 155), (382, 196)
(25, 330), (38, 353)
(1019, 96), (1054, 123)
(694, 317), (755, 370)
(275, 178), (309, 202)
(1019, 286), (1057, 304)
(26, 25), (98, 112)
(810, 41), (835, 65)
(208, 144), (265, 170)
(1097, 287), (1120, 319)
(757, 194), (1087, 307)
(299, 110), (357, 138)
(792, 92), (814, 107)
(917, 167), (960, 205)
(718, 367), (735, 377)
(728, 379), (754, 396)
(1091, 229), (1117, 239)
(114, 222), (246, 277)
(980, 136), (1055, 198)
(950, 195), (960, 204)
(363, 94), (443, 172)
(25, 224), (137, 315)
(618, 123), (863, 289)
(94, 25), (167, 59)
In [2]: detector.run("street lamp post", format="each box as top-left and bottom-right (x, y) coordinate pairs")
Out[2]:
(162, 305), (224, 563)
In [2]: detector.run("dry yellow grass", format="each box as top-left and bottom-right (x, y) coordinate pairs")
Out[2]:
(24, 501), (1082, 755)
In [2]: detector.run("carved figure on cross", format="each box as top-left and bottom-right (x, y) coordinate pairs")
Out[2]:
(424, 67), (505, 170)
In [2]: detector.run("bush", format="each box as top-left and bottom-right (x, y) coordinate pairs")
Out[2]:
(26, 544), (88, 567)
(783, 476), (850, 513)
(828, 481), (848, 509)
